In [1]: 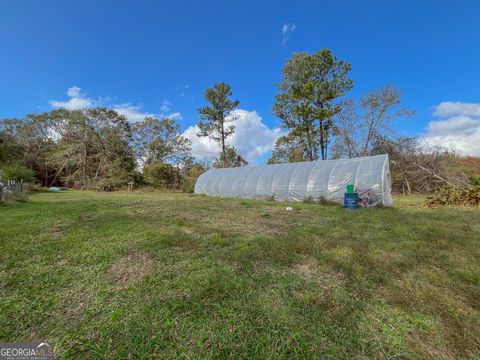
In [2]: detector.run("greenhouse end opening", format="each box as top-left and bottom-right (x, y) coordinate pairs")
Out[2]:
(194, 154), (393, 207)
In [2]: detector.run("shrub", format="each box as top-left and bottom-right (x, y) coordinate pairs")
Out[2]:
(131, 171), (146, 187)
(181, 163), (206, 193)
(180, 177), (195, 193)
(427, 176), (480, 207)
(0, 162), (35, 182)
(143, 161), (181, 189)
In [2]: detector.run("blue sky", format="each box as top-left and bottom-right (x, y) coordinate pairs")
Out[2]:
(1, 0), (480, 162)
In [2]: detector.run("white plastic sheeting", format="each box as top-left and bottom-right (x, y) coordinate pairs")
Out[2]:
(194, 154), (393, 207)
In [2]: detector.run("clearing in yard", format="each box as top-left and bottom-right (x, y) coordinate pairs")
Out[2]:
(0, 191), (479, 359)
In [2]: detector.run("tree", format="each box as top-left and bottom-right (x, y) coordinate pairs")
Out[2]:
(1, 108), (135, 189)
(197, 83), (240, 156)
(132, 117), (191, 166)
(0, 130), (13, 163)
(0, 140), (8, 163)
(0, 161), (35, 182)
(0, 116), (57, 186)
(333, 86), (414, 158)
(267, 134), (308, 164)
(180, 160), (207, 193)
(273, 49), (353, 160)
(213, 146), (248, 168)
(49, 108), (134, 188)
(143, 161), (181, 189)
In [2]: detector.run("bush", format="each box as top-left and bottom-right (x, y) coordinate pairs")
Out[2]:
(143, 161), (181, 189)
(132, 171), (147, 187)
(181, 163), (206, 193)
(427, 176), (480, 206)
(0, 162), (35, 182)
(180, 177), (195, 193)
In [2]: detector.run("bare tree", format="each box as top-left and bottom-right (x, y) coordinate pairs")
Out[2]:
(333, 86), (414, 158)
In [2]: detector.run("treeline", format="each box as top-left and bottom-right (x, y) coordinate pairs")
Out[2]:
(0, 81), (249, 191)
(0, 108), (195, 190)
(1, 48), (479, 196)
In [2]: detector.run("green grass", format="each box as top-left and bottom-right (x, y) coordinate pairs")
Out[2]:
(1, 191), (479, 359)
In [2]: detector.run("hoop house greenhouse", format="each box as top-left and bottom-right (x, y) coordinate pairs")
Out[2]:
(194, 154), (393, 207)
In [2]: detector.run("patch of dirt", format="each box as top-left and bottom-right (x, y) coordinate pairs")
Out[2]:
(64, 290), (91, 319)
(162, 288), (192, 302)
(110, 252), (153, 289)
(43, 222), (69, 238)
(294, 260), (346, 290)
(191, 203), (293, 238)
(318, 272), (347, 290)
(407, 330), (454, 360)
(126, 208), (154, 218)
(295, 262), (317, 279)
(56, 258), (69, 268)
(182, 228), (197, 237)
(78, 213), (93, 221)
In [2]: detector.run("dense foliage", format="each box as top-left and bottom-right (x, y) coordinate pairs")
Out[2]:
(0, 161), (35, 182)
(427, 176), (480, 206)
(273, 49), (353, 160)
(267, 134), (307, 164)
(143, 161), (181, 189)
(0, 108), (202, 190)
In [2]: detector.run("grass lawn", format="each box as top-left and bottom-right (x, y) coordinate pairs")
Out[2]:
(0, 191), (479, 359)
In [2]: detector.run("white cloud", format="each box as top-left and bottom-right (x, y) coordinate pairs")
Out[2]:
(182, 125), (219, 161)
(167, 112), (183, 121)
(67, 86), (82, 98)
(182, 109), (284, 164)
(113, 103), (154, 122)
(426, 116), (478, 135)
(160, 99), (171, 113)
(50, 86), (182, 123)
(433, 101), (480, 117)
(281, 23), (296, 46)
(50, 86), (94, 110)
(158, 99), (183, 121)
(422, 101), (480, 156)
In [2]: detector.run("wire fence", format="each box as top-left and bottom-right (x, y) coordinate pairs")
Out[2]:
(0, 174), (29, 202)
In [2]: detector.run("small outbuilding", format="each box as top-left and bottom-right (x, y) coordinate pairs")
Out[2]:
(194, 154), (393, 207)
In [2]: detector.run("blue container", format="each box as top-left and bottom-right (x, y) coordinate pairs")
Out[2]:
(344, 192), (360, 209)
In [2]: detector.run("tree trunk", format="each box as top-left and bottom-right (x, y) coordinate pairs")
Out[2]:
(82, 143), (87, 190)
(220, 117), (226, 156)
(50, 161), (67, 187)
(319, 120), (326, 160)
(94, 156), (104, 184)
(404, 177), (411, 195)
(325, 131), (329, 160)
(305, 129), (314, 161)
